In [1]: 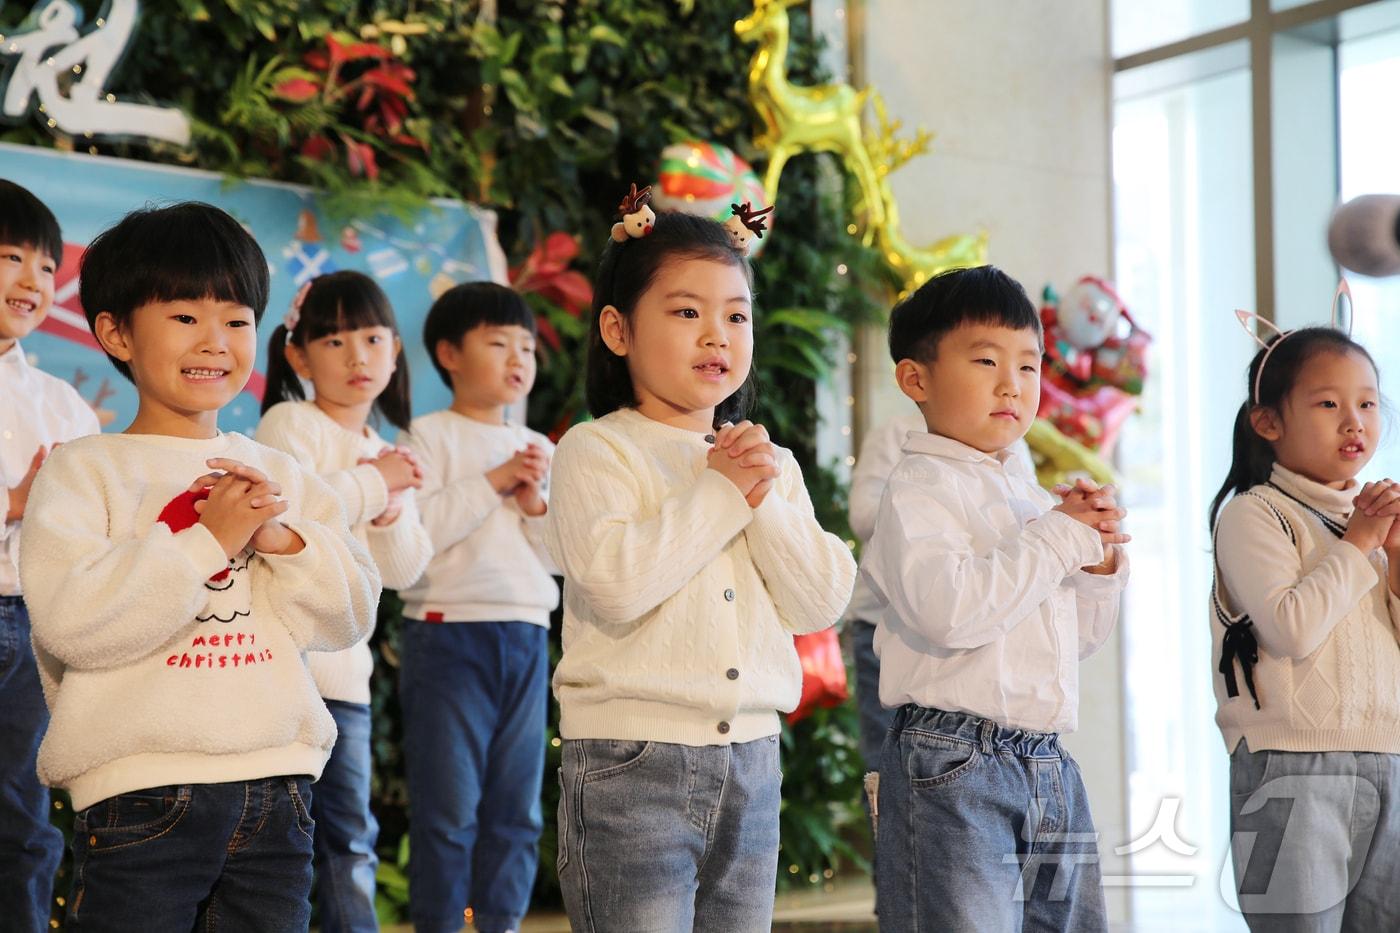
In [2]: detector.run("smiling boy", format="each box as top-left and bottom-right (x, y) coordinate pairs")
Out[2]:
(0, 179), (99, 932)
(17, 201), (380, 931)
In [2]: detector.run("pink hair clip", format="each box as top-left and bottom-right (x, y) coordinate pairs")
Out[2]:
(284, 280), (313, 336)
(1236, 279), (1354, 404)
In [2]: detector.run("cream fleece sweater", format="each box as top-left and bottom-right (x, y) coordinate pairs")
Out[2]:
(18, 431), (380, 810)
(1213, 464), (1400, 754)
(255, 401), (433, 703)
(546, 408), (857, 746)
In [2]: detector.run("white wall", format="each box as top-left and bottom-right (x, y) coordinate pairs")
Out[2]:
(857, 0), (1129, 922)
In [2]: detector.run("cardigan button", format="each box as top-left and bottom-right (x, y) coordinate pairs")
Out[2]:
(704, 434), (716, 444)
(723, 588), (736, 602)
(726, 668), (739, 680)
(717, 721), (731, 734)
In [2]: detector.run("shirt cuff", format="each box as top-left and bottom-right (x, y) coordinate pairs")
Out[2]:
(174, 523), (233, 579)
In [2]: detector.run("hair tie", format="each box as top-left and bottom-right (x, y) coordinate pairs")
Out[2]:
(724, 201), (775, 256)
(610, 183), (655, 243)
(284, 280), (313, 336)
(1235, 278), (1355, 405)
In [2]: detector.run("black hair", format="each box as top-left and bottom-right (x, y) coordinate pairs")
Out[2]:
(586, 211), (755, 426)
(1208, 327), (1378, 528)
(261, 270), (412, 432)
(888, 264), (1041, 364)
(0, 179), (63, 266)
(422, 281), (537, 388)
(80, 201), (270, 382)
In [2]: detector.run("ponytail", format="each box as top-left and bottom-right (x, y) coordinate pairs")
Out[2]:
(1207, 401), (1276, 529)
(260, 323), (306, 414)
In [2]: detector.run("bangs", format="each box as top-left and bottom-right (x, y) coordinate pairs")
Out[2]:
(293, 271), (399, 342)
(0, 181), (63, 265)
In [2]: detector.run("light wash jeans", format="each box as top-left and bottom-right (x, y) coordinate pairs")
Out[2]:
(1229, 743), (1400, 931)
(556, 735), (782, 932)
(876, 705), (1108, 933)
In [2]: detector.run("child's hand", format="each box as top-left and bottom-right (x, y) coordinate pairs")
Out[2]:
(513, 477), (548, 517)
(370, 447), (423, 494)
(6, 445), (48, 523)
(486, 444), (548, 496)
(249, 517), (305, 556)
(1052, 480), (1130, 565)
(1348, 480), (1400, 553)
(192, 465), (287, 559)
(707, 421), (779, 500)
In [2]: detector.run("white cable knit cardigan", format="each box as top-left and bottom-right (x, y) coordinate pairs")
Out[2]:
(546, 408), (857, 746)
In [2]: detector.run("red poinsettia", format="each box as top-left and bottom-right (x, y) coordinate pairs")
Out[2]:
(274, 32), (423, 178)
(509, 232), (593, 352)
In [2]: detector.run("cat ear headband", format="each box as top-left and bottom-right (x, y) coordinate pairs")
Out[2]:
(1235, 279), (1353, 405)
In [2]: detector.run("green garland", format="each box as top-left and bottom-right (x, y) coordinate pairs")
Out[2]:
(3, 0), (900, 921)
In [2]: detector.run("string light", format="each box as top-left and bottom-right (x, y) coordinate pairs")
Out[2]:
(550, 737), (561, 747)
(846, 352), (857, 364)
(836, 263), (848, 275)
(844, 455), (855, 467)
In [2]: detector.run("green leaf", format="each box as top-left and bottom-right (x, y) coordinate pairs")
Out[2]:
(579, 106), (618, 135)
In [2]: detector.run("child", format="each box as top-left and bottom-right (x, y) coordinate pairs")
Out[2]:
(255, 270), (433, 933)
(861, 265), (1130, 932)
(1209, 303), (1400, 927)
(0, 180), (99, 931)
(546, 200), (856, 930)
(395, 281), (557, 933)
(18, 202), (381, 931)
(845, 410), (1033, 903)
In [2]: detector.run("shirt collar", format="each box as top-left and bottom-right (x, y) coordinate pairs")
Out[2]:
(901, 429), (1028, 474)
(1268, 462), (1356, 522)
(0, 341), (27, 371)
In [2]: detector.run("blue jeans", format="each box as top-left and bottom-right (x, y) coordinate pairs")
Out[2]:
(67, 776), (316, 931)
(313, 700), (379, 933)
(876, 705), (1107, 933)
(556, 735), (782, 933)
(399, 620), (547, 933)
(1229, 744), (1400, 930)
(0, 595), (62, 933)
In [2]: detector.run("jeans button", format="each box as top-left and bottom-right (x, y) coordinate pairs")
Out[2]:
(726, 668), (739, 680)
(723, 588), (736, 602)
(718, 721), (731, 735)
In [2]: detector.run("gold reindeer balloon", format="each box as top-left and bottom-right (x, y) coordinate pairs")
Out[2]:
(735, 0), (886, 243)
(865, 91), (987, 295)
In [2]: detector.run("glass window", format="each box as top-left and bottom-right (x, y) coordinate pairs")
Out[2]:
(1339, 24), (1400, 480)
(1113, 48), (1255, 929)
(1113, 0), (1249, 58)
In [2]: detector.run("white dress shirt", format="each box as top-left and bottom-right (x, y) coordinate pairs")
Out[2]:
(1, 341), (101, 596)
(860, 430), (1128, 733)
(845, 410), (1031, 622)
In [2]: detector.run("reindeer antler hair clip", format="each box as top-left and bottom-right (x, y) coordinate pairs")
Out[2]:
(610, 183), (656, 242)
(724, 201), (776, 256)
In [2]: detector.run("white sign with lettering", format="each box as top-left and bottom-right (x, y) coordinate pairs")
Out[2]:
(1, 0), (190, 145)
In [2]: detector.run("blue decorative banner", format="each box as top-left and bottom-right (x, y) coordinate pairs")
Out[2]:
(0, 142), (508, 433)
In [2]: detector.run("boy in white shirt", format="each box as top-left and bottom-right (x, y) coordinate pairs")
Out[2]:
(19, 202), (380, 931)
(861, 265), (1130, 932)
(0, 180), (99, 932)
(397, 282), (557, 933)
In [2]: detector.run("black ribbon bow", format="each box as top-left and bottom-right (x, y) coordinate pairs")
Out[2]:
(1219, 618), (1261, 710)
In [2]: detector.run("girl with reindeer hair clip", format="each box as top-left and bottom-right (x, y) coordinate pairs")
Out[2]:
(548, 185), (853, 930)
(1209, 281), (1400, 928)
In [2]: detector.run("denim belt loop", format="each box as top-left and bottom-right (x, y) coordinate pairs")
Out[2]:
(978, 719), (995, 754)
